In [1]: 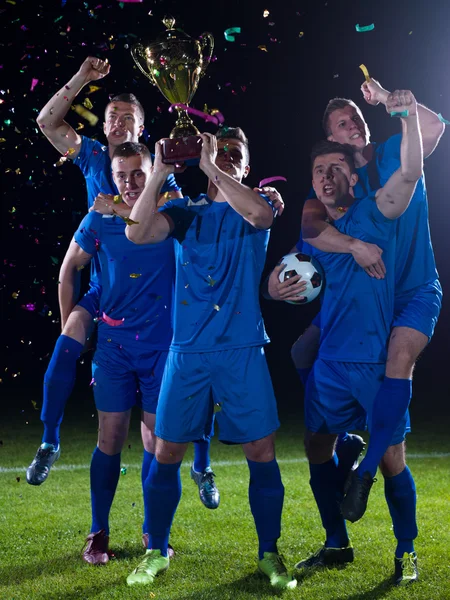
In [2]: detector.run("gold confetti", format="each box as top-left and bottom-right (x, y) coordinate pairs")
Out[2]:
(76, 265), (85, 271)
(12, 291), (20, 299)
(82, 97), (94, 110)
(129, 273), (142, 278)
(298, 31), (304, 38)
(72, 104), (99, 126)
(359, 64), (371, 83)
(31, 400), (39, 411)
(87, 85), (101, 94)
(181, 300), (189, 305)
(76, 122), (85, 131)
(67, 147), (76, 155)
(122, 216), (140, 226)
(206, 276), (216, 287)
(113, 195), (122, 204)
(213, 304), (220, 311)
(263, 9), (270, 17)
(258, 45), (268, 52)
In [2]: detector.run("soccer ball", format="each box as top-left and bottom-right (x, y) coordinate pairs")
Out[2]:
(278, 252), (324, 305)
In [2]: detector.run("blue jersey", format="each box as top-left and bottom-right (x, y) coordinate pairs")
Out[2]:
(304, 195), (396, 363)
(73, 136), (180, 286)
(160, 194), (275, 352)
(354, 134), (438, 295)
(74, 211), (174, 350)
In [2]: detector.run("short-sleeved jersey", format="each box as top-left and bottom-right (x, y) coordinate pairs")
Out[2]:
(353, 134), (438, 295)
(74, 211), (174, 350)
(303, 195), (396, 363)
(159, 193), (275, 352)
(73, 136), (181, 287)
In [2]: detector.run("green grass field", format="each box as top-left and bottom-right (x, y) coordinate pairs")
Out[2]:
(1, 408), (449, 600)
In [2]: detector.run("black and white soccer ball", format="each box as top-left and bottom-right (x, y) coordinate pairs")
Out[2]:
(278, 252), (324, 305)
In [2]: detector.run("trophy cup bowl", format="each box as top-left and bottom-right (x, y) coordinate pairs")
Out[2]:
(131, 17), (214, 164)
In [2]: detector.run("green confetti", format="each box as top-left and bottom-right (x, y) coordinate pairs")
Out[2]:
(54, 15), (63, 23)
(390, 110), (409, 117)
(50, 256), (59, 265)
(437, 113), (450, 125)
(355, 23), (375, 32)
(120, 467), (127, 475)
(224, 27), (241, 42)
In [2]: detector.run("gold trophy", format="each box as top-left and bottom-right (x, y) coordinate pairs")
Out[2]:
(131, 17), (214, 163)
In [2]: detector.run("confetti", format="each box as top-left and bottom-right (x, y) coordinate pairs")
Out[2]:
(355, 23), (375, 32)
(120, 467), (127, 475)
(82, 98), (94, 110)
(259, 176), (287, 187)
(87, 85), (101, 94)
(390, 111), (409, 117)
(263, 9), (270, 17)
(224, 27), (241, 42)
(101, 312), (125, 326)
(298, 32), (304, 38)
(72, 104), (99, 126)
(359, 64), (371, 83)
(437, 113), (450, 125)
(113, 195), (122, 204)
(30, 78), (39, 92)
(168, 103), (224, 126)
(213, 304), (220, 311)
(129, 273), (142, 278)
(258, 45), (268, 52)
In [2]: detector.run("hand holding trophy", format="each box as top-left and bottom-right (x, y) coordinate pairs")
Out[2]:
(131, 16), (214, 164)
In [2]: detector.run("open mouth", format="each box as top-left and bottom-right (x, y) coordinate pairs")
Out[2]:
(112, 130), (125, 138)
(125, 191), (141, 201)
(323, 184), (335, 196)
(350, 132), (363, 141)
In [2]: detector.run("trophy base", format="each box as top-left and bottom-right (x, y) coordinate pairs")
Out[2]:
(162, 135), (203, 164)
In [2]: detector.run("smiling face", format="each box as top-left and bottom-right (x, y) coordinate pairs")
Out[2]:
(215, 138), (250, 182)
(112, 153), (152, 208)
(103, 101), (144, 148)
(312, 152), (358, 206)
(327, 105), (370, 150)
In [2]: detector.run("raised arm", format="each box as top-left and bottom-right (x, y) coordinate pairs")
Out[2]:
(36, 57), (110, 159)
(58, 239), (93, 329)
(125, 143), (175, 245)
(200, 133), (274, 229)
(302, 198), (386, 279)
(362, 78), (445, 157)
(375, 91), (423, 220)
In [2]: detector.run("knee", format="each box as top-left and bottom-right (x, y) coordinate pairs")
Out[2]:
(98, 437), (123, 455)
(379, 443), (406, 478)
(386, 348), (416, 379)
(291, 338), (315, 369)
(243, 435), (275, 462)
(304, 432), (336, 464)
(155, 439), (187, 464)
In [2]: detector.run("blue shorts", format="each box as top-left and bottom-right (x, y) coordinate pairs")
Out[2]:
(78, 284), (101, 319)
(92, 342), (168, 413)
(155, 346), (280, 444)
(306, 358), (410, 444)
(393, 279), (442, 341)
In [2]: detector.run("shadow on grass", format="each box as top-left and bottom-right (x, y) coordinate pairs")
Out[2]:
(0, 551), (82, 586)
(337, 576), (395, 600)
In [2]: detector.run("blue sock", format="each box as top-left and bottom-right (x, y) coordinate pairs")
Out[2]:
(193, 438), (211, 473)
(309, 456), (349, 548)
(247, 459), (284, 559)
(141, 450), (154, 533)
(296, 367), (311, 388)
(90, 447), (121, 535)
(359, 377), (412, 477)
(335, 433), (355, 491)
(384, 466), (417, 558)
(41, 335), (83, 446)
(145, 460), (182, 557)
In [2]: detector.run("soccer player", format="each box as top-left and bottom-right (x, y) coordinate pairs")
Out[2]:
(292, 90), (423, 586)
(59, 142), (176, 563)
(26, 57), (186, 490)
(269, 79), (444, 522)
(124, 128), (296, 590)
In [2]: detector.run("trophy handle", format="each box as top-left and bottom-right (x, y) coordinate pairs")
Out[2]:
(199, 32), (214, 76)
(131, 43), (156, 85)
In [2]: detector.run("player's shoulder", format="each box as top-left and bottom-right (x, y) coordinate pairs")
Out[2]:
(80, 210), (104, 231)
(74, 136), (108, 167)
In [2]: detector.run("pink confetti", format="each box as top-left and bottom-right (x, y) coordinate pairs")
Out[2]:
(258, 176), (287, 187)
(101, 312), (124, 326)
(30, 78), (39, 92)
(168, 104), (224, 126)
(118, 0), (143, 2)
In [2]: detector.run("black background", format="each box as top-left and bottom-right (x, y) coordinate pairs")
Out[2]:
(1, 0), (449, 421)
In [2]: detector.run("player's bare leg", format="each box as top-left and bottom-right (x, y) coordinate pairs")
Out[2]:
(27, 306), (94, 486)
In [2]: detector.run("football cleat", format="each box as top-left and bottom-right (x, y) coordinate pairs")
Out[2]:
(258, 552), (297, 590)
(341, 469), (376, 522)
(127, 549), (170, 585)
(82, 529), (109, 565)
(295, 543), (354, 570)
(394, 552), (418, 586)
(26, 443), (61, 485)
(190, 466), (220, 509)
(336, 433), (366, 474)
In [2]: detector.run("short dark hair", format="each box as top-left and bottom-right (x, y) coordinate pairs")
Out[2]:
(112, 141), (152, 163)
(322, 97), (359, 136)
(106, 93), (145, 123)
(310, 140), (356, 173)
(216, 126), (250, 163)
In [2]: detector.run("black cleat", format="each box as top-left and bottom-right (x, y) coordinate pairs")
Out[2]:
(295, 544), (354, 570)
(394, 552), (418, 586)
(341, 469), (375, 522)
(336, 433), (366, 473)
(26, 444), (61, 485)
